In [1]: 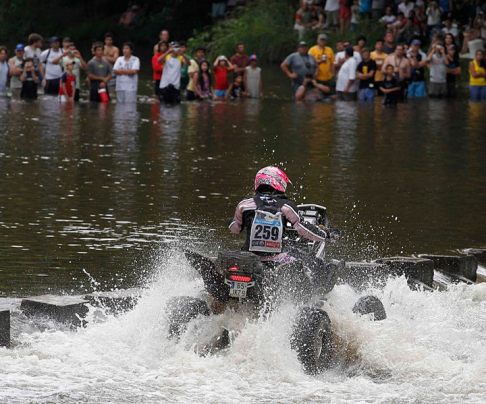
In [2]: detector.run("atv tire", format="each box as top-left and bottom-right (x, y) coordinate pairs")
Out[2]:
(352, 295), (386, 321)
(166, 296), (210, 338)
(291, 307), (333, 375)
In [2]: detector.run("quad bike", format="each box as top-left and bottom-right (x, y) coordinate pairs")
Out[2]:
(166, 204), (386, 374)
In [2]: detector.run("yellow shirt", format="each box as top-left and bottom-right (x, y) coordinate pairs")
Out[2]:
(186, 59), (200, 92)
(370, 50), (386, 82)
(308, 46), (335, 82)
(470, 60), (486, 86)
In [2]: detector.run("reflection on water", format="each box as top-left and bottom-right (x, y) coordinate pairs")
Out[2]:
(0, 95), (485, 296)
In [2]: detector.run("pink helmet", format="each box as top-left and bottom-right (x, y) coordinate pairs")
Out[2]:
(254, 166), (291, 193)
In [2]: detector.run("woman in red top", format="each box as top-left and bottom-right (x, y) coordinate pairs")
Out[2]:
(213, 55), (234, 100)
(151, 41), (169, 97)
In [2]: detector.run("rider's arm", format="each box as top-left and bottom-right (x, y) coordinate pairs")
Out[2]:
(228, 198), (256, 234)
(281, 204), (328, 242)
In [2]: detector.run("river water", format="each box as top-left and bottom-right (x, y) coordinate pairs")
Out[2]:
(0, 85), (485, 402)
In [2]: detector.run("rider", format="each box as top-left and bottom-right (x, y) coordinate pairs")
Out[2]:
(229, 166), (330, 264)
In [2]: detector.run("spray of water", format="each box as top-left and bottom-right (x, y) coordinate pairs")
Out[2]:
(1, 248), (486, 403)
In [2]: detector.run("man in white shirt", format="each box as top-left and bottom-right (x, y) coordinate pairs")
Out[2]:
(159, 42), (188, 104)
(336, 47), (358, 100)
(24, 33), (44, 88)
(113, 42), (140, 103)
(40, 37), (64, 95)
(398, 0), (415, 18)
(334, 41), (362, 73)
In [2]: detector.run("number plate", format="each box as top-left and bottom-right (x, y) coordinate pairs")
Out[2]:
(228, 281), (249, 298)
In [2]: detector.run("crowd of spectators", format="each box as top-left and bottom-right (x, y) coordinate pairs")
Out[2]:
(0, 31), (263, 104)
(289, 0), (486, 102)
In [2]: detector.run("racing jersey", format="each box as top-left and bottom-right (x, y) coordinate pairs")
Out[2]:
(229, 193), (328, 258)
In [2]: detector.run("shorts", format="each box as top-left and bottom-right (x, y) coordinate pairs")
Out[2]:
(160, 84), (181, 104)
(44, 78), (60, 95)
(336, 91), (357, 101)
(469, 85), (486, 102)
(214, 89), (226, 98)
(428, 82), (447, 98)
(116, 90), (137, 103)
(408, 81), (426, 98)
(358, 88), (375, 102)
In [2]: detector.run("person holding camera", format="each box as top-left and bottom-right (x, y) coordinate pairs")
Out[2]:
(60, 44), (87, 102)
(281, 41), (317, 96)
(295, 73), (331, 102)
(426, 41), (448, 98)
(20, 58), (38, 100)
(159, 42), (189, 104)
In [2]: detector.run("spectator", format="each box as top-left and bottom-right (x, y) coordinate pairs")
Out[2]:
(230, 42), (250, 77)
(351, 0), (360, 32)
(24, 33), (44, 84)
(372, 0), (385, 19)
(308, 33), (335, 87)
(227, 75), (246, 100)
(194, 47), (207, 64)
(213, 55), (234, 100)
(61, 44), (87, 102)
(153, 30), (170, 55)
(379, 64), (401, 106)
(398, 0), (414, 18)
(359, 0), (372, 20)
(113, 42), (140, 103)
(212, 1), (226, 19)
(390, 13), (411, 43)
(281, 41), (317, 96)
(8, 44), (25, 98)
(159, 42), (188, 104)
(58, 60), (76, 102)
(371, 39), (387, 92)
(194, 60), (212, 100)
(336, 47), (358, 100)
(20, 58), (38, 100)
(152, 41), (169, 97)
(244, 54), (263, 98)
(357, 48), (377, 102)
(445, 33), (460, 98)
(294, 1), (314, 39)
(179, 42), (191, 91)
(426, 41), (448, 98)
(295, 73), (331, 102)
(0, 46), (8, 96)
(382, 43), (411, 99)
(383, 30), (396, 54)
(426, 1), (442, 38)
(103, 33), (119, 97)
(324, 0), (340, 29)
(379, 6), (397, 27)
(407, 39), (427, 98)
(442, 17), (459, 38)
(339, 0), (351, 34)
(40, 37), (63, 95)
(354, 35), (367, 54)
(184, 47), (200, 101)
(87, 42), (112, 102)
(61, 37), (72, 54)
(469, 49), (486, 101)
(335, 40), (362, 72)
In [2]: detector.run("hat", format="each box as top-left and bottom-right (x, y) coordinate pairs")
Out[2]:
(215, 55), (229, 63)
(318, 33), (328, 41)
(411, 39), (421, 46)
(15, 43), (24, 51)
(49, 36), (60, 43)
(298, 41), (308, 47)
(249, 54), (257, 61)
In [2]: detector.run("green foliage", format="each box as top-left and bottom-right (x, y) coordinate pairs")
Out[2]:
(188, 0), (297, 63)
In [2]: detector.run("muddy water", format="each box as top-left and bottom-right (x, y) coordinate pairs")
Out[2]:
(0, 93), (485, 296)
